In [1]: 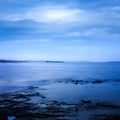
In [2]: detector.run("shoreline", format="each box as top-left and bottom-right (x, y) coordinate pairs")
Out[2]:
(0, 83), (120, 120)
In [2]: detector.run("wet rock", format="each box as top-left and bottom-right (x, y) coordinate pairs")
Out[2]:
(0, 89), (72, 119)
(95, 102), (120, 108)
(75, 105), (79, 112)
(68, 79), (89, 85)
(58, 79), (104, 85)
(89, 114), (120, 120)
(72, 80), (83, 84)
(0, 87), (120, 120)
(27, 86), (39, 90)
(92, 80), (103, 84)
(59, 79), (87, 85)
(79, 100), (120, 110)
(81, 100), (92, 104)
(16, 117), (73, 120)
(0, 115), (7, 120)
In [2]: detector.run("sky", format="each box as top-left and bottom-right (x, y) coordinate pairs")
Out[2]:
(0, 0), (120, 61)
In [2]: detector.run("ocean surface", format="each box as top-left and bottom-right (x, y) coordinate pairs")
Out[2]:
(0, 62), (120, 105)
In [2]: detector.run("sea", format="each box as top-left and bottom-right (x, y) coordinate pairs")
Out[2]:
(0, 62), (120, 105)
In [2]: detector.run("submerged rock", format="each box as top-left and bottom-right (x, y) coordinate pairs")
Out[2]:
(8, 116), (16, 120)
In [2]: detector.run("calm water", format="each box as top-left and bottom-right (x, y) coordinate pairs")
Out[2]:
(0, 62), (120, 105)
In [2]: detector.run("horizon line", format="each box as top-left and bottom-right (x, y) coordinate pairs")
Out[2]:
(0, 59), (120, 63)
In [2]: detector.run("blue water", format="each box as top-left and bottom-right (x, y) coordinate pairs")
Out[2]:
(0, 62), (120, 105)
(0, 62), (120, 85)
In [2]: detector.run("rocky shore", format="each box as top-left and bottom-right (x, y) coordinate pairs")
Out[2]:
(0, 86), (120, 120)
(56, 78), (120, 85)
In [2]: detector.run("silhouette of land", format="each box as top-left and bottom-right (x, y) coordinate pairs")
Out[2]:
(0, 59), (64, 63)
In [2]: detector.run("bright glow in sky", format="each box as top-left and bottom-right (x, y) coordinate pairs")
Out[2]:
(0, 0), (120, 61)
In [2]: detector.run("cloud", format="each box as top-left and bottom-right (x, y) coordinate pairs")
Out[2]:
(65, 32), (83, 37)
(64, 27), (120, 41)
(26, 7), (80, 23)
(0, 5), (83, 23)
(0, 1), (120, 61)
(83, 28), (120, 40)
(0, 4), (120, 31)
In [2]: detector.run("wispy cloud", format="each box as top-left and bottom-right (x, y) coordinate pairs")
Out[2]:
(1, 5), (120, 26)
(64, 27), (120, 41)
(0, 5), (83, 23)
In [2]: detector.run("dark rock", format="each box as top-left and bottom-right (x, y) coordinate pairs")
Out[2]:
(75, 105), (79, 112)
(89, 114), (120, 120)
(92, 80), (103, 84)
(0, 89), (72, 119)
(71, 80), (84, 84)
(0, 115), (7, 120)
(0, 87), (120, 120)
(95, 102), (120, 108)
(27, 86), (39, 90)
(81, 100), (92, 104)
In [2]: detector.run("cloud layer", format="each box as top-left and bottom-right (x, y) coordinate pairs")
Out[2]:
(0, 0), (120, 61)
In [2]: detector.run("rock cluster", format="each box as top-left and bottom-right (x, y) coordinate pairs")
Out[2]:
(0, 86), (120, 120)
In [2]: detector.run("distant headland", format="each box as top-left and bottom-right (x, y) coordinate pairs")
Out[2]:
(0, 59), (64, 63)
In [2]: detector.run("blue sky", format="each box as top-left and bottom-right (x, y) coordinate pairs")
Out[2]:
(0, 0), (120, 61)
